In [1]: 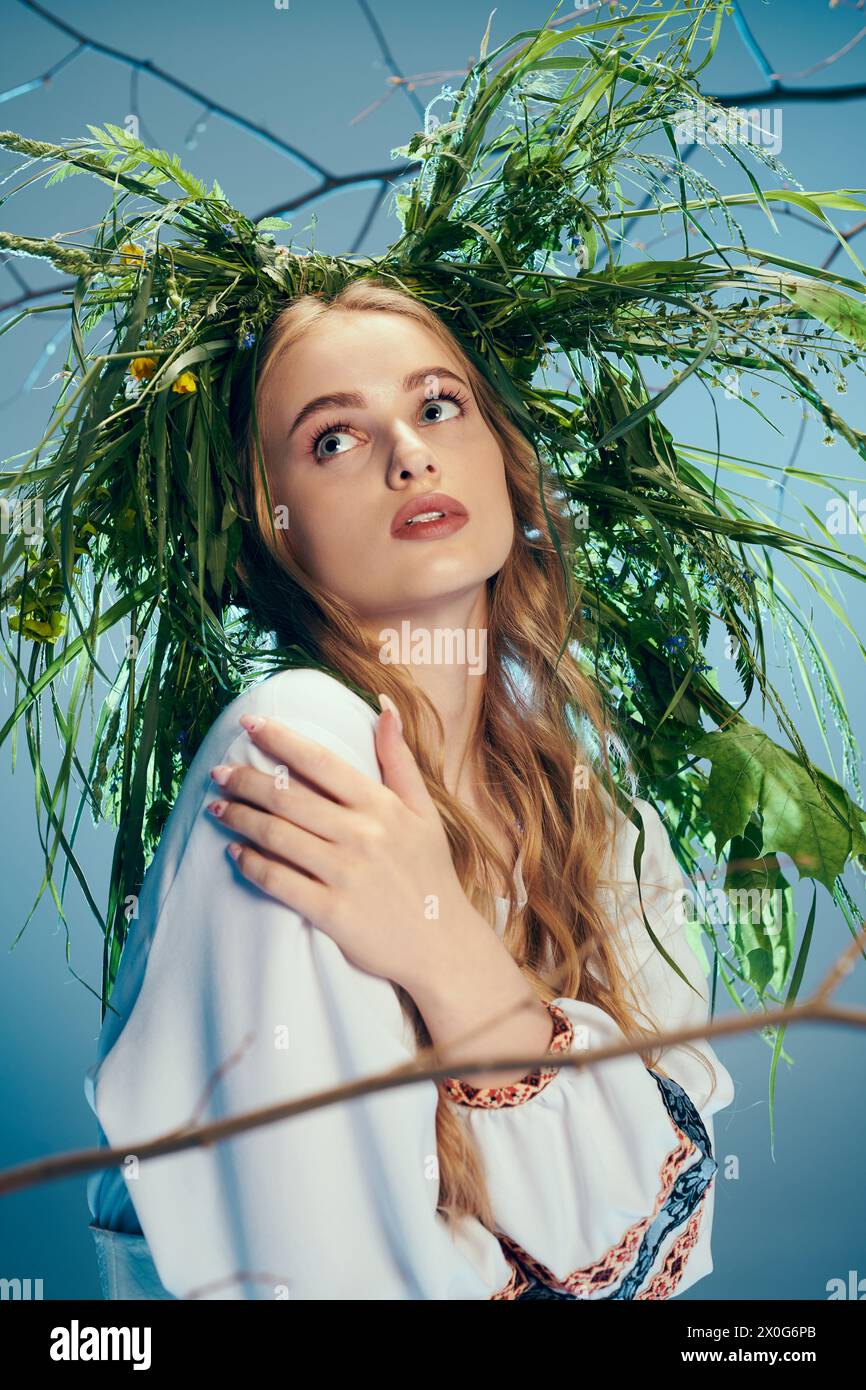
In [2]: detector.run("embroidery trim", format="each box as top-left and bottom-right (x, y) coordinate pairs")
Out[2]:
(442, 1000), (573, 1108)
(504, 1069), (719, 1300)
(491, 1254), (531, 1300)
(635, 1195), (710, 1299)
(500, 1118), (699, 1296)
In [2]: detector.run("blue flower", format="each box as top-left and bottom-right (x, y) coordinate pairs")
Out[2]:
(569, 234), (589, 272)
(239, 329), (256, 350)
(662, 634), (687, 652)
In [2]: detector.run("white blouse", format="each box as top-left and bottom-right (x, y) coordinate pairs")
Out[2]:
(84, 667), (734, 1300)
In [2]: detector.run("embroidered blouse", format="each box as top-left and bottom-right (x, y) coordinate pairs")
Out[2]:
(84, 667), (734, 1300)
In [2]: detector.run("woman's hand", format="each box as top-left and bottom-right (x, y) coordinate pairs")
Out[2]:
(206, 700), (481, 995)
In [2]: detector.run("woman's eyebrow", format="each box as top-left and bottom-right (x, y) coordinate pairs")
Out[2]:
(287, 365), (469, 440)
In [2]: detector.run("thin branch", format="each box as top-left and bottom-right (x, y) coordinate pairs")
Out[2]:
(252, 160), (418, 222)
(350, 69), (471, 127)
(348, 3), (611, 125)
(13, 0), (331, 179)
(729, 0), (779, 88)
(821, 214), (866, 271)
(1, 920), (864, 1204)
(770, 22), (866, 81)
(712, 80), (866, 104)
(355, 0), (426, 124)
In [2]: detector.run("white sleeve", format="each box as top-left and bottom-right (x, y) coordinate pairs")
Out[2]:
(84, 670), (519, 1300)
(440, 797), (735, 1300)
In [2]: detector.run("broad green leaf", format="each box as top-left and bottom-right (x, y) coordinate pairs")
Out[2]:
(691, 723), (866, 890)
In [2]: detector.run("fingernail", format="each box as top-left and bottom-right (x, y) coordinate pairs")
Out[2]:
(210, 765), (232, 786)
(227, 842), (241, 860)
(239, 714), (264, 733)
(377, 692), (403, 736)
(208, 800), (226, 818)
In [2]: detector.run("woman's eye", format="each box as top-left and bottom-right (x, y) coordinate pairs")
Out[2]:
(312, 426), (356, 461)
(420, 395), (462, 425)
(310, 393), (463, 461)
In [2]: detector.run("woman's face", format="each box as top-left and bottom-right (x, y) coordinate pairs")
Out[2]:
(258, 311), (514, 628)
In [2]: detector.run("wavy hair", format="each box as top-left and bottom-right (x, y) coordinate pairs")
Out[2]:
(228, 277), (718, 1230)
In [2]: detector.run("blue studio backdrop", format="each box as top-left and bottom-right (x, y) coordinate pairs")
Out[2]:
(0, 0), (864, 1300)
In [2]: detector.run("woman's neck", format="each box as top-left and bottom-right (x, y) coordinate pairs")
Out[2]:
(360, 589), (491, 802)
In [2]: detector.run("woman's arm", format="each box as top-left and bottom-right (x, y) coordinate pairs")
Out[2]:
(214, 711), (731, 1298)
(207, 692), (560, 1091)
(406, 930), (557, 1092)
(428, 799), (734, 1300)
(85, 669), (523, 1300)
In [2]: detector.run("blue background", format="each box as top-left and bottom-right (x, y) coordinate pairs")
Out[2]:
(0, 0), (864, 1300)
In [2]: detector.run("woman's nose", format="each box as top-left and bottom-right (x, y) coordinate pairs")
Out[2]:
(387, 421), (440, 481)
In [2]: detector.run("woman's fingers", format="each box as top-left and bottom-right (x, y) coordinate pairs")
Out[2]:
(208, 798), (339, 887)
(239, 714), (376, 809)
(226, 839), (329, 924)
(210, 762), (345, 842)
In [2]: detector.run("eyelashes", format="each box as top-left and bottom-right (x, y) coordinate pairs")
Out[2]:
(307, 416), (356, 461)
(306, 386), (469, 461)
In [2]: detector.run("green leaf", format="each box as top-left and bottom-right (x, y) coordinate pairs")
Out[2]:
(691, 723), (866, 890)
(782, 279), (866, 350)
(255, 216), (293, 232)
(724, 814), (794, 994)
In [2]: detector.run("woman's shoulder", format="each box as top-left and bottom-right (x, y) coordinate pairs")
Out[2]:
(96, 668), (383, 1040)
(195, 666), (379, 772)
(149, 667), (381, 887)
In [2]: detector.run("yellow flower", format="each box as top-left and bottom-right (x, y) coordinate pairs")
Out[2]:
(9, 610), (67, 642)
(119, 240), (146, 268)
(172, 371), (197, 395)
(130, 356), (158, 380)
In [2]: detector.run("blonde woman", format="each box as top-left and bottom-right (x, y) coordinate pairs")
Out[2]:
(85, 281), (733, 1301)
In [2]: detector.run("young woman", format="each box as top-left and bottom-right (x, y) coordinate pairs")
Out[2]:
(85, 280), (733, 1300)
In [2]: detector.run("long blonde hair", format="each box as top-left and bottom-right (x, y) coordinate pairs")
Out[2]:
(229, 277), (717, 1230)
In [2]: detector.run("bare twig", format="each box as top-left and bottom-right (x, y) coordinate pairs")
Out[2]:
(1, 921), (864, 1203)
(770, 22), (866, 81)
(355, 0), (426, 124)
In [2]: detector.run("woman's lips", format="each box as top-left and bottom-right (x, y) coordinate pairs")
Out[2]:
(391, 512), (470, 541)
